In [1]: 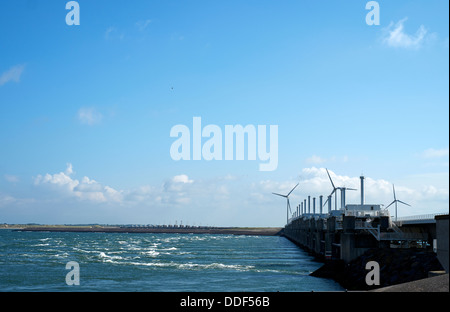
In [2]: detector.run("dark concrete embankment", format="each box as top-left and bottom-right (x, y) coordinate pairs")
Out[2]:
(310, 248), (445, 291)
(371, 273), (449, 292)
(15, 226), (283, 236)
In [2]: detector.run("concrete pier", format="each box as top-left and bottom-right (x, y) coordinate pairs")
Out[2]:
(283, 207), (444, 264)
(436, 214), (449, 273)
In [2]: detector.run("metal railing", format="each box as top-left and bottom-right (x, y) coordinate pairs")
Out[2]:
(396, 213), (447, 221)
(363, 223), (380, 240)
(287, 212), (447, 227)
(390, 220), (402, 233)
(379, 232), (428, 241)
(361, 222), (428, 241)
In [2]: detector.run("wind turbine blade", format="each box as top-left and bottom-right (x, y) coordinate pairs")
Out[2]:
(323, 197), (329, 207)
(346, 188), (357, 191)
(385, 200), (395, 209)
(326, 168), (336, 190)
(398, 200), (411, 207)
(393, 184), (397, 201)
(287, 183), (299, 197)
(272, 192), (287, 198)
(287, 198), (292, 214)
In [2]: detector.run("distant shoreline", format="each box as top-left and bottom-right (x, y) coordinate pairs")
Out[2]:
(7, 225), (283, 236)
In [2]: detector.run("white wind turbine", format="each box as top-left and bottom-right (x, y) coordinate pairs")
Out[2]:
(273, 183), (299, 224)
(323, 168), (357, 210)
(386, 184), (411, 221)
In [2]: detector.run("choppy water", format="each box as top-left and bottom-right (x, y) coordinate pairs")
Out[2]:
(0, 230), (343, 291)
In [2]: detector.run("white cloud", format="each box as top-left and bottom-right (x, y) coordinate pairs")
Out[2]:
(123, 185), (160, 203)
(136, 19), (151, 31)
(0, 64), (25, 86)
(78, 107), (103, 125)
(34, 164), (79, 191)
(74, 176), (103, 192)
(34, 166), (197, 207)
(34, 163), (122, 203)
(105, 27), (125, 40)
(104, 186), (123, 202)
(65, 163), (74, 175)
(0, 193), (16, 207)
(419, 148), (449, 168)
(422, 148), (449, 159)
(382, 18), (427, 49)
(105, 27), (115, 39)
(162, 174), (195, 204)
(4, 174), (19, 183)
(172, 174), (193, 184)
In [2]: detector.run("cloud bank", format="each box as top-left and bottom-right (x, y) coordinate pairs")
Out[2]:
(34, 163), (122, 203)
(1, 164), (445, 226)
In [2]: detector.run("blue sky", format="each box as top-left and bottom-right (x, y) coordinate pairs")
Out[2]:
(0, 0), (448, 226)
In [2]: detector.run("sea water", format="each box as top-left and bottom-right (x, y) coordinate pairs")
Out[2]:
(0, 230), (343, 292)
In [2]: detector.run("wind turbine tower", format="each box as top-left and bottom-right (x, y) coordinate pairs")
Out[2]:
(386, 184), (411, 222)
(325, 168), (357, 210)
(273, 183), (299, 224)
